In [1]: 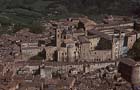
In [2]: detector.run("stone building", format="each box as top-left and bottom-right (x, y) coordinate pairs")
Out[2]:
(45, 46), (57, 61)
(90, 50), (112, 62)
(78, 36), (91, 61)
(40, 61), (116, 79)
(87, 36), (100, 50)
(45, 16), (139, 63)
(21, 47), (43, 60)
(118, 58), (140, 85)
(126, 32), (137, 49)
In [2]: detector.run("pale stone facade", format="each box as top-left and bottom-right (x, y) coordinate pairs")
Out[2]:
(21, 47), (42, 60)
(45, 16), (138, 63)
(45, 46), (57, 61)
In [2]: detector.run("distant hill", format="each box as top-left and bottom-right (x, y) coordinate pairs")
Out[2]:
(0, 0), (140, 27)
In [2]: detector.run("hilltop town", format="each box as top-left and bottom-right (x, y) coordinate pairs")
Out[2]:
(0, 15), (140, 90)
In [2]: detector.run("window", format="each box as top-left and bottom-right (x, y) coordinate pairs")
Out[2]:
(95, 52), (96, 54)
(64, 36), (66, 39)
(94, 59), (97, 61)
(123, 36), (128, 46)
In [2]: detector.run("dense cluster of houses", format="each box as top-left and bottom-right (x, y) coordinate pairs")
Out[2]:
(0, 15), (140, 90)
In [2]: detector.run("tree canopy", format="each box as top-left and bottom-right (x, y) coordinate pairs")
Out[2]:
(128, 38), (140, 60)
(29, 21), (45, 34)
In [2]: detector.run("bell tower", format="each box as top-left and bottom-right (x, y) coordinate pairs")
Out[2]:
(111, 35), (116, 60)
(55, 28), (61, 48)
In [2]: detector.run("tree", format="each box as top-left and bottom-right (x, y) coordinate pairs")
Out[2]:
(30, 49), (46, 60)
(30, 55), (43, 60)
(29, 21), (45, 34)
(38, 48), (46, 59)
(95, 38), (112, 50)
(128, 38), (140, 60)
(12, 24), (24, 33)
(77, 21), (85, 29)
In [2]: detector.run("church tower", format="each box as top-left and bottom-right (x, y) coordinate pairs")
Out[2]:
(55, 28), (61, 48)
(111, 35), (116, 60)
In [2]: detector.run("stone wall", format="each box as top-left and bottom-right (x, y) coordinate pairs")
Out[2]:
(21, 47), (42, 60)
(41, 61), (116, 78)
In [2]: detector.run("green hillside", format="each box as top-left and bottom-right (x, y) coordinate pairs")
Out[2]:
(0, 0), (139, 34)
